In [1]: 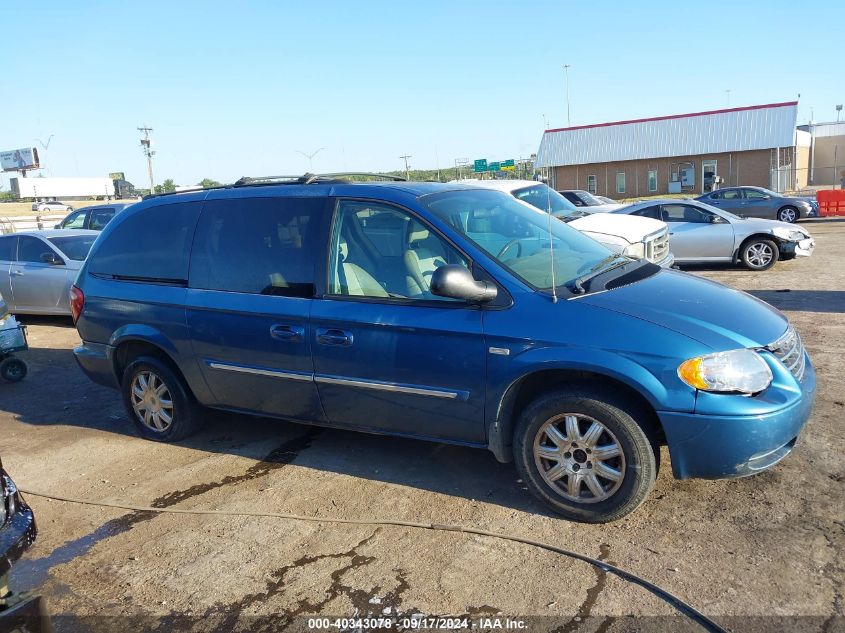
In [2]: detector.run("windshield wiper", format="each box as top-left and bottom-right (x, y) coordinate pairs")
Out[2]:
(569, 255), (631, 295)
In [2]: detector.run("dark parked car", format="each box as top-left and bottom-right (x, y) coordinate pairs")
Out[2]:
(556, 190), (622, 212)
(54, 203), (133, 231)
(696, 187), (818, 223)
(0, 458), (47, 631)
(72, 176), (815, 523)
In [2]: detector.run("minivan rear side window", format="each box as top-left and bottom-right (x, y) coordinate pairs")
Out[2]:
(0, 236), (15, 261)
(189, 197), (322, 297)
(88, 201), (202, 283)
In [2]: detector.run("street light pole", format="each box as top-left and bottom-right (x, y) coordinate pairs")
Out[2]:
(295, 147), (325, 172)
(563, 64), (572, 127)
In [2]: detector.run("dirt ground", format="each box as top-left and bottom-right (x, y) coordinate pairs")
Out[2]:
(1, 219), (843, 633)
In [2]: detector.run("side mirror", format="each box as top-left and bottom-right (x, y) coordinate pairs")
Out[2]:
(709, 215), (726, 224)
(40, 252), (64, 265)
(430, 265), (497, 303)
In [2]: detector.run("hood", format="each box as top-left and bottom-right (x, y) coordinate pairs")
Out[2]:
(784, 196), (814, 206)
(581, 203), (623, 214)
(569, 213), (665, 242)
(579, 268), (788, 350)
(738, 217), (811, 236)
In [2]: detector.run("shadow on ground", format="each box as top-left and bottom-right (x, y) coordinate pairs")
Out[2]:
(748, 289), (845, 313)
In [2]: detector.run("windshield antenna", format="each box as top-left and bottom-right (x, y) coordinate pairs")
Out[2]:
(546, 179), (558, 303)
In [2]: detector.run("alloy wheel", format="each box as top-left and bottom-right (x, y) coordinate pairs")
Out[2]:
(533, 413), (626, 504)
(747, 242), (774, 268)
(778, 208), (797, 223)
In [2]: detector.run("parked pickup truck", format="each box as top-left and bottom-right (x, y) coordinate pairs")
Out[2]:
(458, 180), (674, 268)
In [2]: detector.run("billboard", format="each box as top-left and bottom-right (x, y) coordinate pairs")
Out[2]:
(1, 147), (40, 172)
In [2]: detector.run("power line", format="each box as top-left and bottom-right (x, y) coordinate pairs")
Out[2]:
(399, 155), (412, 181)
(138, 125), (155, 193)
(563, 64), (572, 127)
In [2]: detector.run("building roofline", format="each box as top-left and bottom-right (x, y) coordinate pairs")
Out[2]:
(544, 101), (799, 134)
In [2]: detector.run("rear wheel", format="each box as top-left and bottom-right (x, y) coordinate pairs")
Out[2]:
(777, 206), (798, 223)
(121, 356), (204, 441)
(514, 388), (658, 523)
(740, 238), (778, 271)
(0, 357), (27, 382)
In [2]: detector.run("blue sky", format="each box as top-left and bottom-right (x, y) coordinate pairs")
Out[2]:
(1, 0), (841, 189)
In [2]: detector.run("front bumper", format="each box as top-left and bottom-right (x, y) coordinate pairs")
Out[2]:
(658, 354), (816, 480)
(779, 237), (815, 259)
(656, 252), (675, 269)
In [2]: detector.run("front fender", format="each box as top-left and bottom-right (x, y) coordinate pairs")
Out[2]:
(485, 345), (695, 463)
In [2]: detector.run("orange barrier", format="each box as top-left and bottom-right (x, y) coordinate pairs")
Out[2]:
(816, 189), (845, 217)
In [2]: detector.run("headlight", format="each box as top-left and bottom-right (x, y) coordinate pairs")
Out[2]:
(623, 243), (645, 258)
(772, 227), (807, 241)
(678, 349), (772, 394)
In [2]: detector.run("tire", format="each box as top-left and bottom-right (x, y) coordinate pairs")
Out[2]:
(0, 357), (28, 382)
(513, 387), (658, 523)
(121, 356), (204, 441)
(777, 206), (798, 223)
(740, 238), (779, 271)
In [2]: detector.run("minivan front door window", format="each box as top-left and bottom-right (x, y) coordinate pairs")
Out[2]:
(328, 200), (466, 301)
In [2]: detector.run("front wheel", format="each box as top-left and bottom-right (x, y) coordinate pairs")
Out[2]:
(777, 206), (798, 223)
(740, 238), (778, 271)
(514, 388), (657, 523)
(121, 356), (204, 441)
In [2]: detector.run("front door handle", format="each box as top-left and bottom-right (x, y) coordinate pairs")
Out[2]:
(316, 328), (353, 346)
(11, 270), (23, 276)
(270, 324), (305, 342)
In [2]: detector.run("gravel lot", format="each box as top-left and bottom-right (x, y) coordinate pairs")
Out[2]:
(1, 219), (842, 633)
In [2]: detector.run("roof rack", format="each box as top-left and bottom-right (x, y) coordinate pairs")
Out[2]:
(143, 172), (408, 200)
(234, 172), (407, 186)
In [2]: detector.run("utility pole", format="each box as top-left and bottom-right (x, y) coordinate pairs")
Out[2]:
(295, 147), (325, 172)
(399, 155), (412, 181)
(563, 64), (572, 127)
(138, 125), (155, 193)
(725, 89), (731, 107)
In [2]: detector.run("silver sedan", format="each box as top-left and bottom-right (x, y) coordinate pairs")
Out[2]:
(0, 230), (99, 315)
(613, 199), (814, 271)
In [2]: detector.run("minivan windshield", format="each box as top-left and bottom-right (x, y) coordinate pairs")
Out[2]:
(511, 185), (581, 219)
(421, 189), (615, 291)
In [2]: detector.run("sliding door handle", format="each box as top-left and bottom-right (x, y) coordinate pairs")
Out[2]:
(270, 324), (305, 342)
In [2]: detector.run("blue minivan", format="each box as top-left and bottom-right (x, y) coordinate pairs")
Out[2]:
(72, 177), (815, 522)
